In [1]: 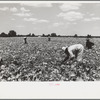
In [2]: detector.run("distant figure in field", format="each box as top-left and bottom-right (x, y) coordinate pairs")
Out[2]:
(86, 39), (94, 49)
(48, 36), (51, 41)
(24, 37), (27, 44)
(0, 57), (3, 66)
(61, 44), (84, 64)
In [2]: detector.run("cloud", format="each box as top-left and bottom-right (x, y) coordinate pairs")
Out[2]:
(90, 13), (95, 16)
(58, 11), (83, 21)
(12, 7), (30, 17)
(84, 17), (100, 21)
(0, 7), (9, 11)
(16, 25), (24, 28)
(53, 22), (63, 27)
(72, 22), (77, 24)
(11, 18), (15, 20)
(0, 7), (18, 12)
(20, 7), (30, 12)
(24, 18), (37, 21)
(24, 18), (49, 23)
(38, 19), (49, 23)
(92, 17), (100, 20)
(14, 12), (32, 17)
(84, 18), (91, 21)
(20, 3), (52, 7)
(60, 3), (82, 11)
(10, 7), (18, 12)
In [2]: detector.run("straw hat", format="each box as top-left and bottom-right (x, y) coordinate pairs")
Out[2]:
(24, 37), (27, 39)
(62, 46), (68, 51)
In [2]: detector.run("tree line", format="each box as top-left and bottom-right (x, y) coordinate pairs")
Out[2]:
(0, 30), (58, 37)
(0, 30), (62, 37)
(0, 30), (100, 38)
(0, 30), (17, 37)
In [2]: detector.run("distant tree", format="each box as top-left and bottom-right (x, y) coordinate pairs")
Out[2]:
(32, 33), (35, 37)
(87, 34), (91, 38)
(51, 33), (57, 37)
(27, 33), (31, 37)
(0, 32), (8, 37)
(58, 35), (61, 37)
(42, 34), (45, 37)
(17, 34), (23, 37)
(74, 34), (78, 37)
(8, 30), (17, 37)
(47, 34), (50, 37)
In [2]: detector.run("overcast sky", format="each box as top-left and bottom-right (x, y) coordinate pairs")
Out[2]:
(0, 2), (100, 36)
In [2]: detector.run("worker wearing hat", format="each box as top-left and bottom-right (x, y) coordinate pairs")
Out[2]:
(24, 37), (27, 44)
(61, 44), (84, 64)
(86, 38), (94, 49)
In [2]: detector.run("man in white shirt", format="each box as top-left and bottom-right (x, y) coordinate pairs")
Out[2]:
(61, 44), (84, 64)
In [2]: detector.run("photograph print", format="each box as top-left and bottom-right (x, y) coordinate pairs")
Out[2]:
(0, 1), (100, 81)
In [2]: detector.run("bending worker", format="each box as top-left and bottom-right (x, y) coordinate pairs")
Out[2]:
(61, 44), (84, 64)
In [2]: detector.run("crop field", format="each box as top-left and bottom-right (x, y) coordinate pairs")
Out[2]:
(0, 37), (100, 81)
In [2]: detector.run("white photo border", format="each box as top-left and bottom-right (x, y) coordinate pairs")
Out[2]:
(0, 1), (100, 99)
